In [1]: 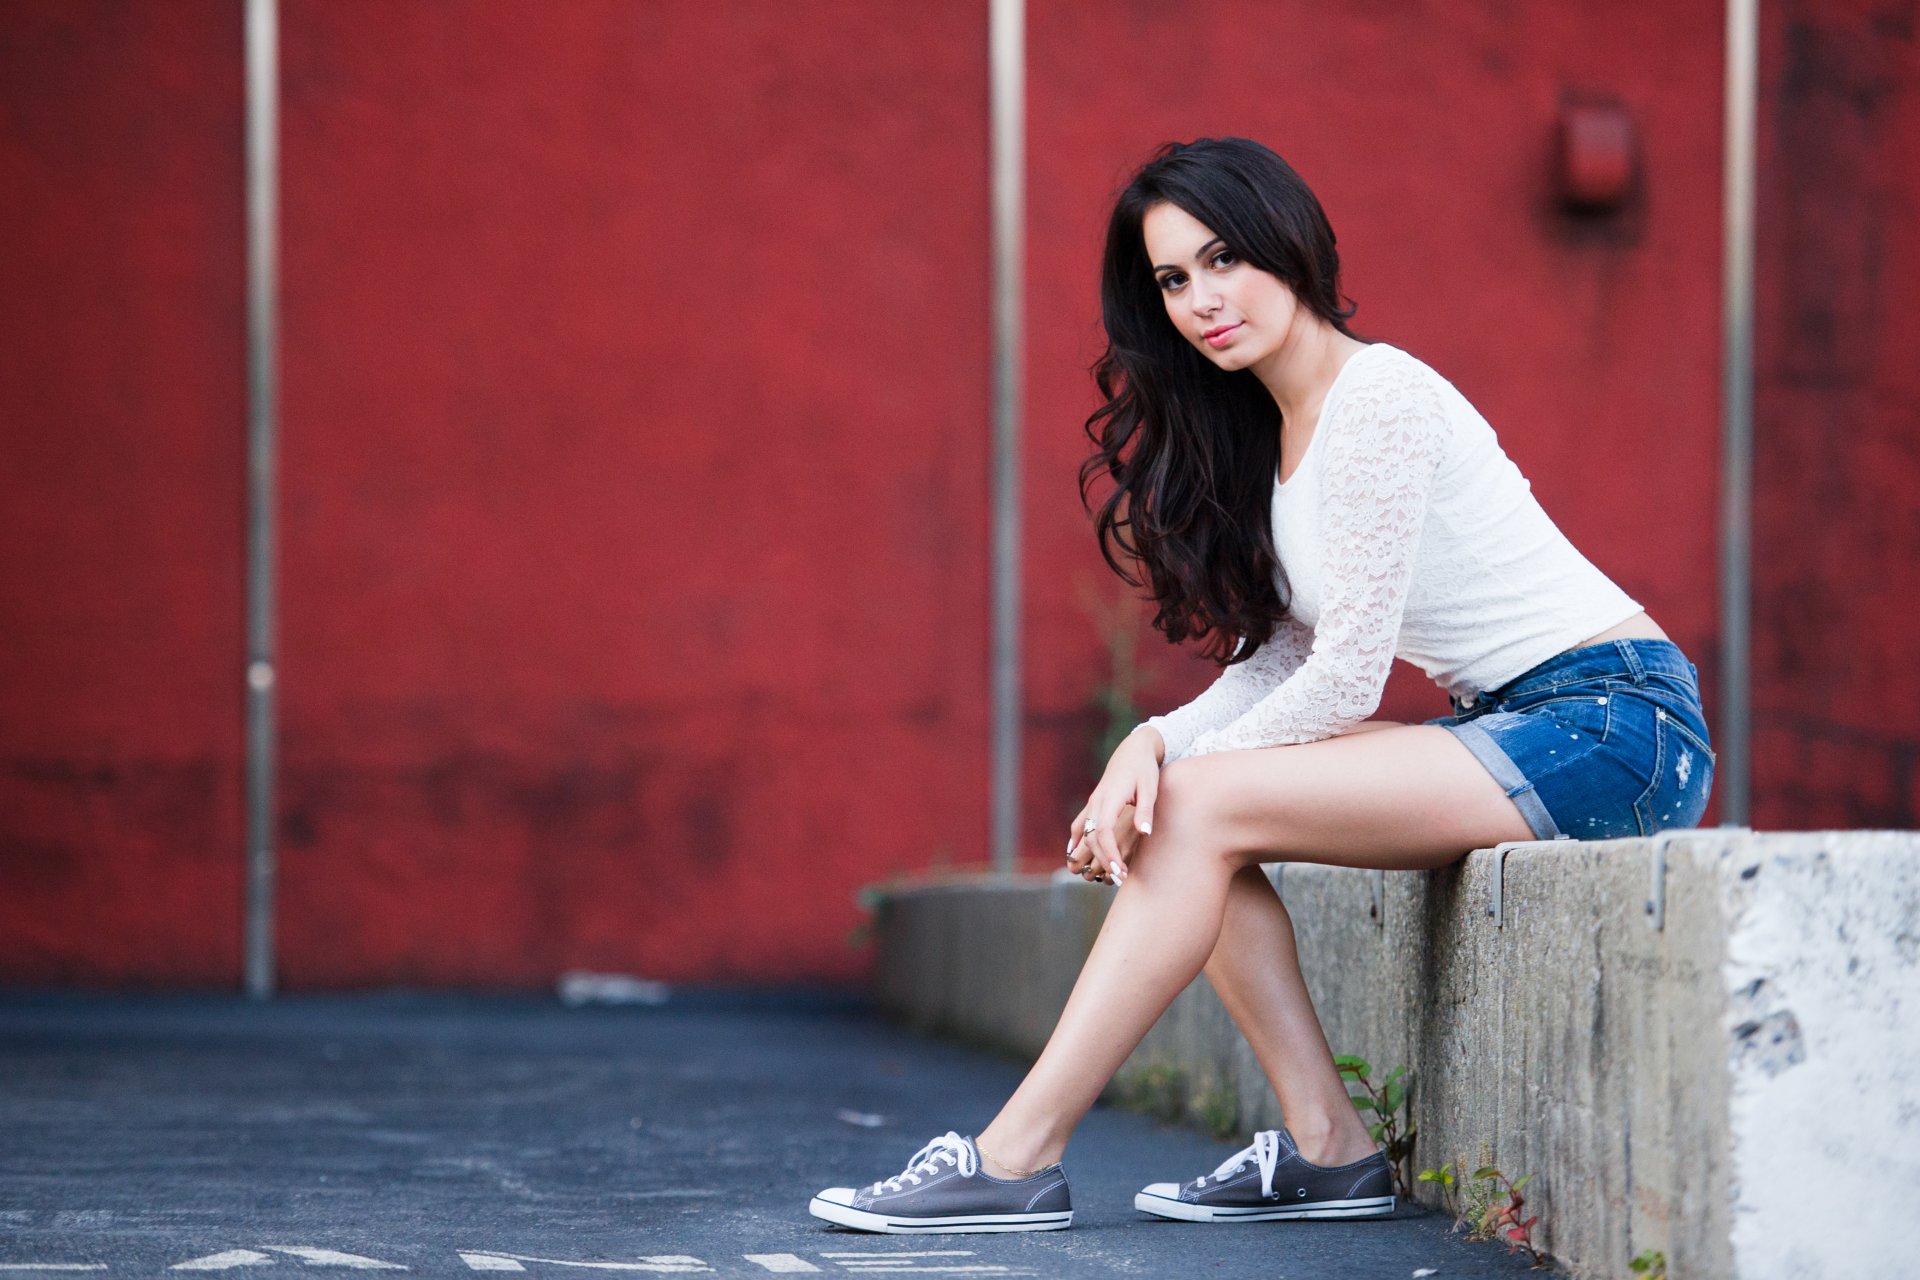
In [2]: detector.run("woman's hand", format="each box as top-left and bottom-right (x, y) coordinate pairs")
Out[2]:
(1065, 726), (1164, 886)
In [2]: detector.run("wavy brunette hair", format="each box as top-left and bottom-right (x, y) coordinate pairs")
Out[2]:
(1078, 138), (1362, 665)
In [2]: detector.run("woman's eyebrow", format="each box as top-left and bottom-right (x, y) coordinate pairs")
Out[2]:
(1152, 237), (1225, 272)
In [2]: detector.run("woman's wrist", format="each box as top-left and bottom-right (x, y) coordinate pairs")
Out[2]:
(1131, 723), (1167, 764)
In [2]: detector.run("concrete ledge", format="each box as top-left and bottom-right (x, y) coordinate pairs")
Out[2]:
(873, 831), (1920, 1280)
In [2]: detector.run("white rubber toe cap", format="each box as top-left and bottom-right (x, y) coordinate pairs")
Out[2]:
(813, 1187), (858, 1207)
(1139, 1182), (1179, 1199)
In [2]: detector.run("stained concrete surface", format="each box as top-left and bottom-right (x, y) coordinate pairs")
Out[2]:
(0, 992), (1549, 1277)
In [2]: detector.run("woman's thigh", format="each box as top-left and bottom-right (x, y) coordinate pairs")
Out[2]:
(1149, 723), (1535, 873)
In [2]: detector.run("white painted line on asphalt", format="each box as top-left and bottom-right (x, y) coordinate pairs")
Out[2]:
(818, 1255), (974, 1260)
(171, 1251), (274, 1271)
(262, 1247), (405, 1269)
(820, 1270), (1021, 1276)
(0, 1267), (110, 1273)
(453, 1255), (709, 1273)
(742, 1258), (821, 1274)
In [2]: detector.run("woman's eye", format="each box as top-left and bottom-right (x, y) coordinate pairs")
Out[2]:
(1158, 274), (1185, 292)
(1211, 250), (1236, 269)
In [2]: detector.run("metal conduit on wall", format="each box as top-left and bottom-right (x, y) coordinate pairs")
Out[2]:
(990, 0), (1024, 874)
(244, 0), (279, 998)
(1720, 0), (1757, 826)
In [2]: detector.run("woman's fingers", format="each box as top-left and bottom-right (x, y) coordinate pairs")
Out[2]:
(1070, 831), (1103, 882)
(1065, 808), (1093, 873)
(1066, 792), (1145, 885)
(1134, 771), (1158, 838)
(1095, 793), (1132, 881)
(1066, 808), (1088, 860)
(1066, 813), (1111, 883)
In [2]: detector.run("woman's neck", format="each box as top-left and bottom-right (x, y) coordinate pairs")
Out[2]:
(1249, 323), (1369, 426)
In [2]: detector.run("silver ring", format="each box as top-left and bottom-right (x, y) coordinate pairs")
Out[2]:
(1083, 818), (1098, 835)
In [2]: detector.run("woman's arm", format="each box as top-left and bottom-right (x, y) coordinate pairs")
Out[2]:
(1137, 617), (1315, 762)
(1185, 354), (1449, 755)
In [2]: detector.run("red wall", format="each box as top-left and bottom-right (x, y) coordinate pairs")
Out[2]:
(0, 1), (248, 983)
(2, 0), (1914, 988)
(270, 0), (992, 985)
(1749, 0), (1920, 826)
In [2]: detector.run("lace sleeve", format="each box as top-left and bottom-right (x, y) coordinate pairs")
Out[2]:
(1185, 355), (1448, 756)
(1138, 616), (1315, 763)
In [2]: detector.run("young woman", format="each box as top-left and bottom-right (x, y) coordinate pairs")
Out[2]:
(809, 137), (1715, 1234)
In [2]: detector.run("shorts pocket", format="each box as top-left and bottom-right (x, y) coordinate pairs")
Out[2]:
(1633, 710), (1715, 834)
(1500, 684), (1616, 744)
(1662, 706), (1717, 764)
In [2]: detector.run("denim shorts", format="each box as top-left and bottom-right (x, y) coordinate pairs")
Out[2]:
(1422, 639), (1716, 841)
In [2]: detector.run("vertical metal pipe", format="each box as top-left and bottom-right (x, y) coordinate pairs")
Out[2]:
(244, 0), (280, 997)
(989, 0), (1025, 874)
(1720, 0), (1758, 825)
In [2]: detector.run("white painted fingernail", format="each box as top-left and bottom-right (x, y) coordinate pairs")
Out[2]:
(1140, 820), (1152, 834)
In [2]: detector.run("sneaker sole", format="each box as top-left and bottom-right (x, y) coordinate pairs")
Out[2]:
(1133, 1190), (1395, 1222)
(809, 1197), (1072, 1234)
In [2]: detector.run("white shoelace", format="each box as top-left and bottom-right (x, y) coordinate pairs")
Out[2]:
(1196, 1130), (1282, 1199)
(871, 1131), (978, 1194)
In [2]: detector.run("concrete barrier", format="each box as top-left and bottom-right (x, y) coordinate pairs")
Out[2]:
(872, 830), (1920, 1280)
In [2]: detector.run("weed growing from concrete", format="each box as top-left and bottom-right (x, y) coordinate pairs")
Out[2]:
(1193, 1084), (1239, 1142)
(1461, 1143), (1497, 1233)
(1116, 1063), (1190, 1125)
(1080, 578), (1153, 773)
(1417, 1158), (1465, 1227)
(1629, 1249), (1667, 1279)
(1333, 1055), (1416, 1197)
(1114, 1065), (1240, 1143)
(1470, 1164), (1544, 1267)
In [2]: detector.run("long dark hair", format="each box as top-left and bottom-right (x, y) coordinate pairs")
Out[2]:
(1078, 137), (1361, 665)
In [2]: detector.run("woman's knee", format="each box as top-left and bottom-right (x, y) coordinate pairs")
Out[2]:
(1142, 758), (1249, 868)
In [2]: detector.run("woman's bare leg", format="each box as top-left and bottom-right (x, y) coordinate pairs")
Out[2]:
(1201, 720), (1399, 1166)
(1200, 865), (1375, 1165)
(972, 722), (1533, 1175)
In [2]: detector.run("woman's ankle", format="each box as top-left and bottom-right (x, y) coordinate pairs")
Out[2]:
(974, 1124), (1065, 1178)
(1286, 1114), (1378, 1167)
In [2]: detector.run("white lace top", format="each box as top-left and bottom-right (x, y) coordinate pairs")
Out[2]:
(1142, 342), (1643, 762)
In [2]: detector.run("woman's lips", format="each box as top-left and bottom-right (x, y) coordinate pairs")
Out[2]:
(1203, 323), (1242, 348)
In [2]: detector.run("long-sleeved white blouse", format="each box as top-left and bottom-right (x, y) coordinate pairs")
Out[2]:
(1142, 342), (1643, 762)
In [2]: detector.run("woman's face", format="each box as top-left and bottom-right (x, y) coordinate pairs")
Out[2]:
(1141, 201), (1302, 372)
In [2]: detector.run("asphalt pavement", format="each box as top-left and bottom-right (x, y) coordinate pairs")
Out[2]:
(0, 991), (1552, 1277)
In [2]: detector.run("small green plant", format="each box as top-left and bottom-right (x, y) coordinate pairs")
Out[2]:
(1629, 1248), (1667, 1279)
(1193, 1084), (1239, 1142)
(1417, 1158), (1464, 1228)
(845, 882), (890, 949)
(1333, 1056), (1416, 1198)
(1462, 1153), (1496, 1232)
(1116, 1064), (1189, 1125)
(1079, 578), (1156, 773)
(1115, 1065), (1237, 1142)
(1470, 1164), (1543, 1268)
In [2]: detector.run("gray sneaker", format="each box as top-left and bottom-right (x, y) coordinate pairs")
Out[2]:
(1134, 1129), (1394, 1222)
(810, 1132), (1073, 1233)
